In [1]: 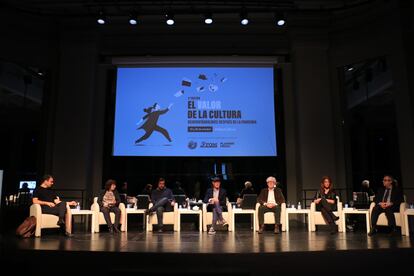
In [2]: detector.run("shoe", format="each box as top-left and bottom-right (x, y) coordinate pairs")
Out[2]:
(389, 227), (399, 236)
(208, 227), (216, 235)
(274, 225), (280, 234)
(258, 225), (264, 234)
(346, 225), (354, 231)
(368, 227), (377, 236)
(329, 223), (338, 234)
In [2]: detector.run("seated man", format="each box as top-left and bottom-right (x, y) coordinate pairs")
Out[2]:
(145, 178), (175, 232)
(172, 181), (186, 196)
(236, 181), (256, 207)
(203, 176), (228, 235)
(32, 174), (77, 237)
(368, 175), (404, 236)
(141, 184), (153, 199)
(257, 176), (285, 234)
(360, 179), (375, 201)
(18, 182), (32, 205)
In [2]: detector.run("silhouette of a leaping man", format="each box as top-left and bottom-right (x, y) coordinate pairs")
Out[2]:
(135, 103), (173, 144)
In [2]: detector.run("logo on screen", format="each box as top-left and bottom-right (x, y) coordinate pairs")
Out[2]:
(200, 142), (218, 148)
(188, 141), (197, 149)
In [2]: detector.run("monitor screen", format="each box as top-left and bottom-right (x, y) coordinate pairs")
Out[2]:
(113, 66), (277, 157)
(19, 181), (36, 190)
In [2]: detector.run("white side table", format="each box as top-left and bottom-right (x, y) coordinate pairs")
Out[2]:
(403, 209), (414, 236)
(125, 208), (147, 232)
(177, 208), (202, 232)
(231, 208), (256, 232)
(71, 209), (95, 233)
(285, 208), (311, 232)
(341, 208), (370, 234)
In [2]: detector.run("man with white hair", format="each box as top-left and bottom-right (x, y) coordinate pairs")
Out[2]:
(236, 181), (256, 207)
(361, 180), (375, 200)
(257, 176), (285, 234)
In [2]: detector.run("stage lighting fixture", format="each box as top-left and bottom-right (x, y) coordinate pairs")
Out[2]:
(204, 13), (213, 24)
(240, 12), (249, 25)
(275, 12), (286, 26)
(166, 13), (175, 25)
(129, 13), (138, 25)
(97, 11), (106, 25)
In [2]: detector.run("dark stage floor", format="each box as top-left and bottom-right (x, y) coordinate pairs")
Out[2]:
(1, 223), (414, 275)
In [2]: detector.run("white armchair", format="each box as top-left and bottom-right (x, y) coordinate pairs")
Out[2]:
(29, 203), (72, 237)
(202, 200), (233, 232)
(255, 202), (287, 232)
(369, 201), (407, 235)
(310, 197), (343, 232)
(147, 202), (178, 232)
(91, 197), (126, 232)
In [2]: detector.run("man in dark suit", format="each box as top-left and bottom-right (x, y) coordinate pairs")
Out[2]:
(203, 176), (228, 235)
(257, 176), (285, 234)
(368, 175), (404, 236)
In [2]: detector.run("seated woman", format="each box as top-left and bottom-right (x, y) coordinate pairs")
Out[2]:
(98, 179), (121, 234)
(313, 176), (339, 234)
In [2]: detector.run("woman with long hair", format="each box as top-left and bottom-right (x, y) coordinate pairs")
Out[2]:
(313, 176), (339, 234)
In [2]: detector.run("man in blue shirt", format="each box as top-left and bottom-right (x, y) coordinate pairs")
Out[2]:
(145, 178), (175, 232)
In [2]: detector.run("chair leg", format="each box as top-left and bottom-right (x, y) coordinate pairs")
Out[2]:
(35, 225), (41, 237)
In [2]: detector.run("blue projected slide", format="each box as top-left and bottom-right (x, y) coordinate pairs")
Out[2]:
(113, 67), (277, 156)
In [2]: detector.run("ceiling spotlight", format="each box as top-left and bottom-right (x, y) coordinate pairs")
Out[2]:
(275, 12), (286, 26)
(277, 18), (285, 26)
(166, 13), (175, 25)
(204, 13), (213, 24)
(129, 13), (138, 25)
(97, 11), (106, 25)
(240, 12), (249, 25)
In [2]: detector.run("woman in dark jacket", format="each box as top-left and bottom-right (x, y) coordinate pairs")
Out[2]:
(98, 179), (121, 233)
(313, 176), (339, 234)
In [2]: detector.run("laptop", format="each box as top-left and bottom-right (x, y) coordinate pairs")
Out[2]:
(353, 192), (370, 209)
(174, 195), (187, 207)
(136, 194), (150, 209)
(240, 194), (257, 209)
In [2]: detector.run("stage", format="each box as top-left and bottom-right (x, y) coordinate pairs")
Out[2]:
(1, 222), (413, 275)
